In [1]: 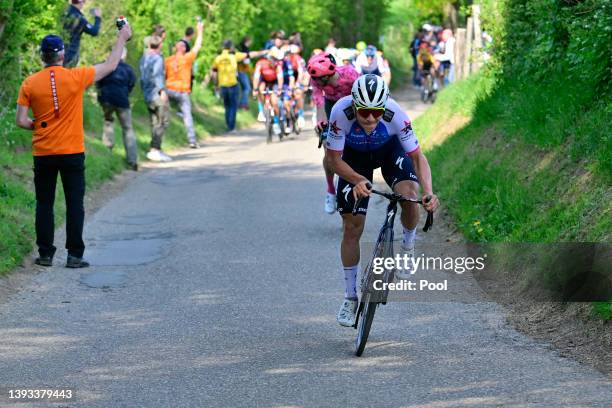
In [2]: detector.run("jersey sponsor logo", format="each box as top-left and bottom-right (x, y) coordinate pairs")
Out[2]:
(329, 120), (340, 135)
(367, 78), (376, 91)
(343, 106), (355, 120)
(382, 109), (394, 122)
(328, 131), (342, 140)
(342, 184), (352, 202)
(395, 156), (404, 170)
(401, 120), (412, 134)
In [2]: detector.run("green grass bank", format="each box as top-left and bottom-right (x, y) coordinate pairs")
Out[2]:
(0, 88), (256, 275)
(413, 70), (611, 320)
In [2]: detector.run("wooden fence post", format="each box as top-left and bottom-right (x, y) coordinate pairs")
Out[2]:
(464, 17), (473, 78)
(455, 28), (466, 80)
(472, 4), (483, 72)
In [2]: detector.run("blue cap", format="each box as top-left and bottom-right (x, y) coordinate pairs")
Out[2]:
(41, 35), (64, 53)
(365, 45), (377, 57)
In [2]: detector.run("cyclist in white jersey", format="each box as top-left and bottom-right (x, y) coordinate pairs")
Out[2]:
(324, 74), (440, 326)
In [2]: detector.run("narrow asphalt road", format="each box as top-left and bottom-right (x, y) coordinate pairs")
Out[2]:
(1, 88), (611, 407)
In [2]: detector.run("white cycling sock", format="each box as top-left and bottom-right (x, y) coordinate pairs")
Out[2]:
(344, 265), (358, 300)
(403, 227), (417, 247)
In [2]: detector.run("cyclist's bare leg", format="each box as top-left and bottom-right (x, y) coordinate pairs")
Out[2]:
(294, 88), (304, 112)
(257, 82), (267, 106)
(283, 97), (292, 116)
(340, 213), (365, 267)
(394, 180), (420, 230)
(270, 93), (280, 117)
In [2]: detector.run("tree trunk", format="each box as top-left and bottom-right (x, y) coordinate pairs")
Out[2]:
(443, 2), (458, 31)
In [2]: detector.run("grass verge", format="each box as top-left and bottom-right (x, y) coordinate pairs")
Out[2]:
(413, 70), (611, 320)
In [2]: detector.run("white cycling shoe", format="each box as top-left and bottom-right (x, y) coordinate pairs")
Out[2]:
(257, 111), (266, 122)
(396, 241), (415, 280)
(272, 123), (281, 135)
(297, 116), (305, 129)
(325, 192), (337, 214)
(337, 298), (358, 327)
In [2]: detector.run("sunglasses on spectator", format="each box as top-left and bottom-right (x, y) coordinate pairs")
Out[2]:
(355, 106), (385, 119)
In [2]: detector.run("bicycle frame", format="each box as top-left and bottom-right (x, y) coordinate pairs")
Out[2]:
(353, 187), (433, 356)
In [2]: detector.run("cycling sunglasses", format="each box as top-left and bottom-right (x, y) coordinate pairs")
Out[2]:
(355, 106), (385, 119)
(312, 74), (332, 84)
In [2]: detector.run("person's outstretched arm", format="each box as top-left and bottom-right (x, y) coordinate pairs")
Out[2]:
(82, 8), (102, 36)
(192, 21), (204, 55)
(94, 24), (132, 82)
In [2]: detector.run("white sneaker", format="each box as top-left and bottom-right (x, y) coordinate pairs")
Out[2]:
(147, 149), (172, 162)
(257, 111), (266, 122)
(324, 192), (336, 214)
(337, 298), (358, 327)
(297, 116), (305, 129)
(146, 149), (163, 162)
(285, 125), (292, 134)
(272, 123), (281, 135)
(396, 241), (415, 280)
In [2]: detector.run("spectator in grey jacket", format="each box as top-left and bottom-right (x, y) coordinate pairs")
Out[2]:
(140, 35), (171, 162)
(62, 0), (101, 67)
(96, 48), (138, 170)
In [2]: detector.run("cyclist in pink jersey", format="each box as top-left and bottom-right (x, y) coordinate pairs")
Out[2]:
(307, 52), (359, 214)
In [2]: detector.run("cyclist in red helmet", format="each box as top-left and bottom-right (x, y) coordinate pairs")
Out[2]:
(307, 51), (358, 215)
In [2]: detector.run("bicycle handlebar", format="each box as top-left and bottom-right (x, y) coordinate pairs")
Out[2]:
(352, 183), (434, 232)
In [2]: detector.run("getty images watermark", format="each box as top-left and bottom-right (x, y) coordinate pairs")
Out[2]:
(362, 243), (611, 302)
(370, 252), (487, 292)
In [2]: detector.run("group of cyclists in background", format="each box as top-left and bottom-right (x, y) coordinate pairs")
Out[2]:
(409, 23), (457, 103)
(247, 31), (394, 141)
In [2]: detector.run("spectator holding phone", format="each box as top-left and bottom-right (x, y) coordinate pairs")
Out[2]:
(15, 21), (132, 268)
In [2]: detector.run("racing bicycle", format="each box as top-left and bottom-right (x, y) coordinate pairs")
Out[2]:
(352, 185), (434, 356)
(420, 70), (437, 104)
(259, 89), (285, 143)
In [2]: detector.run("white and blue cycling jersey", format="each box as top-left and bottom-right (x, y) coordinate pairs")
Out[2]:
(325, 95), (419, 154)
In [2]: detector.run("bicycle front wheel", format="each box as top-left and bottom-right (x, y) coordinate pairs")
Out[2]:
(355, 293), (377, 356)
(266, 109), (273, 143)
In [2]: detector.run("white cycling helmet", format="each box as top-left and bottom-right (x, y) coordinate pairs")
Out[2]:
(351, 74), (389, 109)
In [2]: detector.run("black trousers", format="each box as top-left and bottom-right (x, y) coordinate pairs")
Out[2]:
(33, 153), (86, 258)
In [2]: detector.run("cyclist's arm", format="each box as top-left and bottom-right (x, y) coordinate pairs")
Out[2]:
(296, 60), (305, 84)
(316, 105), (327, 123)
(252, 66), (261, 91)
(276, 65), (284, 88)
(323, 99), (368, 184)
(325, 150), (368, 186)
(408, 149), (433, 196)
